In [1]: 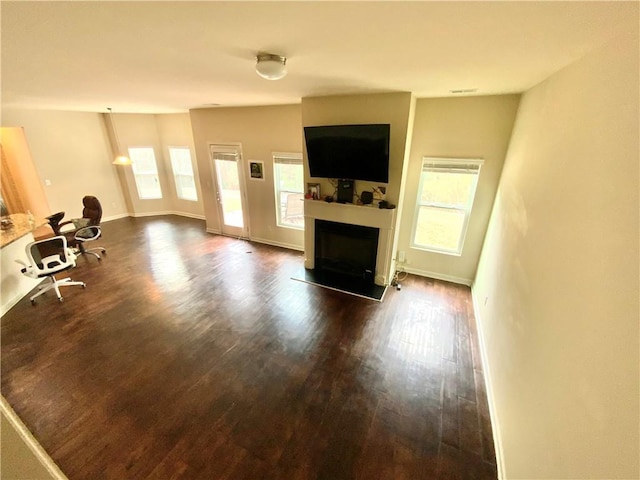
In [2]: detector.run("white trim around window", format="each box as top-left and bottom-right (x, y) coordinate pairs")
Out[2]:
(129, 146), (163, 200)
(168, 146), (198, 201)
(410, 157), (484, 256)
(273, 152), (304, 230)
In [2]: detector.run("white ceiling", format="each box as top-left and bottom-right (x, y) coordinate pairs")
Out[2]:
(1, 1), (636, 114)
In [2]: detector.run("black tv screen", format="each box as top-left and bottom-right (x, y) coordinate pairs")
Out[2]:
(304, 124), (390, 183)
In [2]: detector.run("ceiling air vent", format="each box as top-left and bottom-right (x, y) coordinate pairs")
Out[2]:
(450, 88), (478, 94)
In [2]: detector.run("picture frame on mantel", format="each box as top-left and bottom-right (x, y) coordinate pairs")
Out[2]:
(249, 161), (264, 180)
(306, 183), (321, 200)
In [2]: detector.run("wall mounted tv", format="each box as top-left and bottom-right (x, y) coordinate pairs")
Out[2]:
(304, 124), (390, 183)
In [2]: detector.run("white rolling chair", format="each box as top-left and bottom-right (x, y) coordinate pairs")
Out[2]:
(16, 235), (86, 304)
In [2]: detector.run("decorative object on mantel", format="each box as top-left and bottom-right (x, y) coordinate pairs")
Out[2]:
(255, 53), (287, 80)
(361, 191), (373, 205)
(107, 107), (132, 166)
(306, 183), (321, 200)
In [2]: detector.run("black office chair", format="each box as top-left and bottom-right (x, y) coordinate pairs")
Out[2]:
(16, 235), (86, 304)
(47, 196), (107, 261)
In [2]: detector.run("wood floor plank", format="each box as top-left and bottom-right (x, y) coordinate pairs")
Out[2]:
(1, 215), (497, 479)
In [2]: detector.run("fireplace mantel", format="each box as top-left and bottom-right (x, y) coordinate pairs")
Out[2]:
(304, 199), (396, 286)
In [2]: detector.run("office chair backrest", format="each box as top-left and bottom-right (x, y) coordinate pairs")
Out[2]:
(82, 196), (102, 225)
(24, 236), (77, 277)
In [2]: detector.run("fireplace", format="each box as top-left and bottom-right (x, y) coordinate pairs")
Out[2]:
(303, 199), (397, 288)
(315, 220), (379, 284)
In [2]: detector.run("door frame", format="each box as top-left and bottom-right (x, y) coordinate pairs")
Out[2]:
(209, 143), (250, 238)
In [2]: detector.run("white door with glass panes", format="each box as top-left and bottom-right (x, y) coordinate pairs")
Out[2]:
(209, 144), (249, 238)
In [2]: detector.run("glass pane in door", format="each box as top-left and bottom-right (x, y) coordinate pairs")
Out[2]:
(214, 158), (244, 228)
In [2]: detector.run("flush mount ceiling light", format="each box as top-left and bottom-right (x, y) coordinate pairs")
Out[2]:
(255, 53), (287, 80)
(107, 107), (132, 166)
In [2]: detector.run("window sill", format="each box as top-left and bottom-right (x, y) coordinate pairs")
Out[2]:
(277, 223), (304, 231)
(410, 244), (462, 257)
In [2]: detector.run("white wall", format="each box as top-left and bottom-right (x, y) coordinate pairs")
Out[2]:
(473, 31), (639, 479)
(189, 105), (304, 250)
(1, 109), (127, 220)
(110, 113), (174, 216)
(154, 113), (204, 218)
(301, 92), (414, 207)
(301, 92), (415, 282)
(399, 95), (520, 285)
(1, 110), (205, 221)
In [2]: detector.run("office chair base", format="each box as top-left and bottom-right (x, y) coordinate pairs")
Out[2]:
(30, 276), (86, 304)
(76, 246), (106, 261)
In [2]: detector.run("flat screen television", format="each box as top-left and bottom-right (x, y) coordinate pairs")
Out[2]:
(304, 124), (390, 183)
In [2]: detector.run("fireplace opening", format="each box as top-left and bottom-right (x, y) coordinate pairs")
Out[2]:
(315, 219), (379, 284)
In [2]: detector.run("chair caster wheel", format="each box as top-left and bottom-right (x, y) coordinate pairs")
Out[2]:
(58, 297), (64, 303)
(30, 299), (36, 305)
(81, 283), (87, 288)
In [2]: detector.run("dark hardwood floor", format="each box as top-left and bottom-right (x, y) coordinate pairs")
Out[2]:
(1, 215), (497, 480)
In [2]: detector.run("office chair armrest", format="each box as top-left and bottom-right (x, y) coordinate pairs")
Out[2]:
(15, 259), (34, 277)
(74, 226), (101, 241)
(54, 220), (75, 235)
(56, 220), (77, 233)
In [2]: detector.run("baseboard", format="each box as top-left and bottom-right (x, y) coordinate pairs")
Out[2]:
(101, 213), (130, 223)
(0, 396), (68, 480)
(201, 231), (303, 253)
(249, 236), (304, 252)
(471, 285), (506, 479)
(0, 284), (39, 318)
(403, 265), (472, 286)
(129, 211), (205, 220)
(171, 212), (206, 220)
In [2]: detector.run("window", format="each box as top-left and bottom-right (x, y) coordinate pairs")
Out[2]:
(129, 147), (162, 199)
(169, 147), (198, 201)
(411, 157), (483, 255)
(273, 153), (304, 229)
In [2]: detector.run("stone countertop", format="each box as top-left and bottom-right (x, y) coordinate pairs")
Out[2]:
(0, 213), (48, 248)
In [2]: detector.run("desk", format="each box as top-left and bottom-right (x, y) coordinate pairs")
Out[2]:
(1, 214), (48, 316)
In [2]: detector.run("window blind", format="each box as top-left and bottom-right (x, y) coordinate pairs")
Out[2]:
(273, 152), (302, 165)
(212, 152), (239, 162)
(422, 157), (483, 174)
